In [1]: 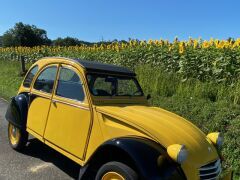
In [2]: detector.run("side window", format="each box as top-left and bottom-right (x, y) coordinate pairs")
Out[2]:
(23, 66), (38, 88)
(56, 67), (85, 101)
(34, 66), (57, 94)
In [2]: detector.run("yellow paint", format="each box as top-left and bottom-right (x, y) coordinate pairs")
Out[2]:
(167, 144), (183, 162)
(84, 109), (105, 161)
(207, 132), (220, 145)
(43, 64), (92, 159)
(27, 90), (52, 136)
(44, 97), (91, 159)
(26, 63), (58, 137)
(26, 127), (44, 142)
(17, 57), (222, 180)
(44, 139), (85, 166)
(100, 114), (150, 140)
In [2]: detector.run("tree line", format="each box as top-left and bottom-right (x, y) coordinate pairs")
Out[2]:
(0, 22), (127, 47)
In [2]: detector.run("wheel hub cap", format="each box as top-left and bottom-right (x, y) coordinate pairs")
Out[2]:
(101, 172), (125, 180)
(9, 124), (20, 145)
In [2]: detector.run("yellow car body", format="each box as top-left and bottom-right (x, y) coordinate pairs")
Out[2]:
(5, 57), (230, 180)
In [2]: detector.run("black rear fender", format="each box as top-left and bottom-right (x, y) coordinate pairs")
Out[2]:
(5, 94), (29, 130)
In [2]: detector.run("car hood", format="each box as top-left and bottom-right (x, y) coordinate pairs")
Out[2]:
(96, 105), (218, 168)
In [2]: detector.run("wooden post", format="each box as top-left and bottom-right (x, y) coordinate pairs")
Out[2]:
(20, 56), (27, 76)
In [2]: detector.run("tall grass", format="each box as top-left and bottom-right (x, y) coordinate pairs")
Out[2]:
(136, 64), (240, 105)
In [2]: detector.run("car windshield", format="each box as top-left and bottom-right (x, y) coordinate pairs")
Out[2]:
(87, 74), (144, 97)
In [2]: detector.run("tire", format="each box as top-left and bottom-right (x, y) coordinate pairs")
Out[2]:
(95, 161), (138, 180)
(8, 122), (28, 151)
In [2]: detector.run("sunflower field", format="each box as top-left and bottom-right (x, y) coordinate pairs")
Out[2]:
(1, 38), (240, 83)
(0, 38), (240, 177)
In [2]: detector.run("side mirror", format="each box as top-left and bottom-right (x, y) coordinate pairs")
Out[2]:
(147, 94), (151, 100)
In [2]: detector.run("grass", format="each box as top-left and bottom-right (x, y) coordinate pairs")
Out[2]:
(0, 60), (23, 100)
(0, 59), (239, 178)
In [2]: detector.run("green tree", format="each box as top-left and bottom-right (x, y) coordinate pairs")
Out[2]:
(2, 22), (51, 47)
(52, 37), (93, 46)
(53, 37), (82, 46)
(0, 36), (2, 47)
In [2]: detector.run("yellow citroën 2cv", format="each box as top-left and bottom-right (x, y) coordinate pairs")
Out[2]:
(6, 57), (230, 180)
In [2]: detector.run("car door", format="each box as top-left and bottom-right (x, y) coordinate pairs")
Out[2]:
(44, 64), (91, 159)
(27, 65), (58, 139)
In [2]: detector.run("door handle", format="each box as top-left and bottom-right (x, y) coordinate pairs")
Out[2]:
(52, 100), (57, 107)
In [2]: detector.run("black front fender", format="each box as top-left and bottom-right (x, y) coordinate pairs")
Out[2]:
(81, 137), (186, 180)
(104, 138), (185, 180)
(5, 94), (29, 130)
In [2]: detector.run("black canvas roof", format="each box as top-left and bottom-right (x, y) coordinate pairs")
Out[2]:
(75, 59), (136, 76)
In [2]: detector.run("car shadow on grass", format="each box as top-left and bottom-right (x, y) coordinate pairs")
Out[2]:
(21, 138), (80, 179)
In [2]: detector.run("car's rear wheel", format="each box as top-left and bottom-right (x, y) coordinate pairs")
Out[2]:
(95, 161), (138, 180)
(8, 122), (28, 151)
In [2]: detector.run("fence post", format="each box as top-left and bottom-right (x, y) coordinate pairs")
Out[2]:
(20, 56), (27, 76)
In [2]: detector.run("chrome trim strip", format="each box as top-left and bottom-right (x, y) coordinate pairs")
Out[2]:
(200, 159), (220, 168)
(200, 159), (221, 171)
(31, 93), (51, 100)
(199, 159), (221, 180)
(199, 165), (221, 177)
(52, 99), (89, 110)
(55, 94), (85, 104)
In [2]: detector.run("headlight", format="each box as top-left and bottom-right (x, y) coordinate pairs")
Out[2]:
(167, 144), (188, 164)
(207, 132), (223, 148)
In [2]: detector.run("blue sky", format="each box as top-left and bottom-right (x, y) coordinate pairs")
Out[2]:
(0, 0), (239, 42)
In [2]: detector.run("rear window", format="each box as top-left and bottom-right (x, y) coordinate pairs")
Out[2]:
(87, 74), (143, 96)
(23, 66), (38, 88)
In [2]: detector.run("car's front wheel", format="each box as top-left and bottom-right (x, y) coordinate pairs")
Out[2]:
(95, 161), (138, 180)
(8, 122), (28, 151)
